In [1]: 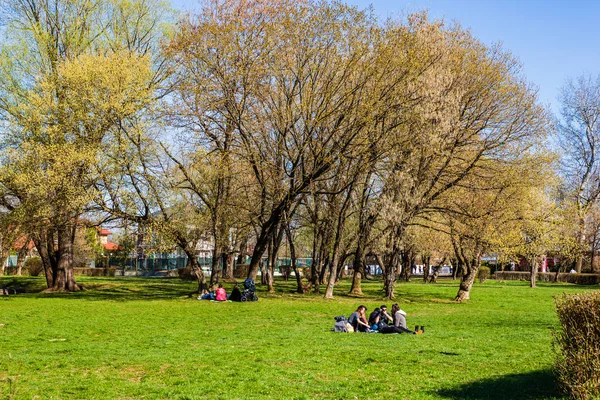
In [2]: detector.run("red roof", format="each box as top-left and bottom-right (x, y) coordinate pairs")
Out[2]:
(99, 228), (112, 236)
(103, 242), (119, 251)
(13, 236), (35, 250)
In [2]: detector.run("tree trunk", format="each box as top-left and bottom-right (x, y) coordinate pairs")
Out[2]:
(285, 226), (303, 294)
(429, 266), (440, 283)
(209, 248), (222, 286)
(224, 252), (235, 280)
(335, 253), (347, 283)
(400, 251), (411, 282)
(429, 258), (445, 284)
(324, 188), (352, 298)
(247, 194), (299, 280)
(325, 250), (341, 299)
(267, 237), (275, 293)
(318, 254), (329, 287)
(35, 229), (59, 288)
(349, 241), (366, 295)
(349, 218), (374, 295)
(590, 233), (597, 272)
(237, 236), (248, 265)
(454, 259), (480, 301)
(377, 252), (396, 299)
(422, 256), (431, 283)
(0, 251), (7, 276)
(452, 261), (460, 280)
(530, 255), (537, 288)
(186, 250), (208, 293)
(15, 240), (29, 276)
(575, 216), (585, 273)
(51, 225), (81, 292)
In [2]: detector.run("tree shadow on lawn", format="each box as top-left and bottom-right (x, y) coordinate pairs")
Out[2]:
(1, 276), (196, 302)
(46, 281), (195, 301)
(436, 369), (562, 400)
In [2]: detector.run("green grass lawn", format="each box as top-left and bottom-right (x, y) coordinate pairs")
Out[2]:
(0, 275), (595, 400)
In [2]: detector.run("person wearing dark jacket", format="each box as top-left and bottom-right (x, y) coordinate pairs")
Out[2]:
(368, 307), (381, 330)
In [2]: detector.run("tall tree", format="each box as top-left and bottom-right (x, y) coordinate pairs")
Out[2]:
(0, 0), (171, 291)
(557, 75), (600, 272)
(172, 0), (388, 283)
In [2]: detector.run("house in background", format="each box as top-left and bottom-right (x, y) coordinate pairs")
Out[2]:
(5, 235), (36, 267)
(98, 228), (119, 253)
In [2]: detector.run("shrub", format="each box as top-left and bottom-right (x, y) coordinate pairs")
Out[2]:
(477, 266), (490, 283)
(24, 257), (43, 276)
(177, 266), (198, 281)
(234, 264), (249, 279)
(554, 292), (600, 399)
(495, 271), (600, 284)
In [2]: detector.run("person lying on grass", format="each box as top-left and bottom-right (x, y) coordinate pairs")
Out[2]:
(198, 289), (214, 300)
(348, 305), (370, 332)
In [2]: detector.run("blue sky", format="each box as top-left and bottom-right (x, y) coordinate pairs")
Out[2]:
(171, 0), (600, 116)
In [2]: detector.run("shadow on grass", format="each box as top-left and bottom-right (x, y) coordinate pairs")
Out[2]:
(436, 369), (562, 400)
(0, 276), (196, 302)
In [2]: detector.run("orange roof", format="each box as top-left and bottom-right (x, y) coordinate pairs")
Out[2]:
(99, 228), (112, 236)
(103, 242), (119, 251)
(13, 236), (35, 250)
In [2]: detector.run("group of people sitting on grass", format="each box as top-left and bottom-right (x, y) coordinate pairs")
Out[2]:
(197, 279), (258, 302)
(198, 284), (229, 301)
(346, 304), (423, 334)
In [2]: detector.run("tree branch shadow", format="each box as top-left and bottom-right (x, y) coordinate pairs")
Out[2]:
(436, 369), (563, 400)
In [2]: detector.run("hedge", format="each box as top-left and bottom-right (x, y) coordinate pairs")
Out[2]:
(554, 292), (600, 399)
(494, 271), (600, 285)
(73, 268), (116, 277)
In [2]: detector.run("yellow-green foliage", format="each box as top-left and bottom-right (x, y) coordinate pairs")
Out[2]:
(2, 52), (153, 220)
(554, 292), (600, 400)
(477, 265), (490, 283)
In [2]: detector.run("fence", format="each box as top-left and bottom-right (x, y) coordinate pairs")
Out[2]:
(115, 255), (314, 272)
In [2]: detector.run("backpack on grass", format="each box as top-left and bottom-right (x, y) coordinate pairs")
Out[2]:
(332, 316), (348, 332)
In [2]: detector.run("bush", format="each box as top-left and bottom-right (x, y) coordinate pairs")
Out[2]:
(177, 266), (199, 281)
(477, 266), (490, 283)
(495, 271), (600, 284)
(554, 292), (600, 399)
(234, 264), (249, 279)
(24, 257), (44, 276)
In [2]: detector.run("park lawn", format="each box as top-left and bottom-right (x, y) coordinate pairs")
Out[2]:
(0, 276), (595, 400)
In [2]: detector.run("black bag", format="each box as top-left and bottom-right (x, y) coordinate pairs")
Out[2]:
(229, 286), (242, 302)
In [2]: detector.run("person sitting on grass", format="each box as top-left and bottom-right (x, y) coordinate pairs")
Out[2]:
(198, 288), (213, 300)
(392, 303), (421, 334)
(215, 284), (227, 301)
(348, 305), (370, 332)
(377, 304), (410, 334)
(368, 307), (381, 330)
(376, 305), (393, 330)
(229, 284), (242, 302)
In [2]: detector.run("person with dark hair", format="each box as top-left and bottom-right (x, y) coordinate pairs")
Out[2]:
(215, 284), (227, 301)
(378, 305), (393, 329)
(391, 303), (420, 334)
(376, 304), (411, 334)
(348, 305), (370, 332)
(368, 307), (381, 330)
(229, 284), (242, 302)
